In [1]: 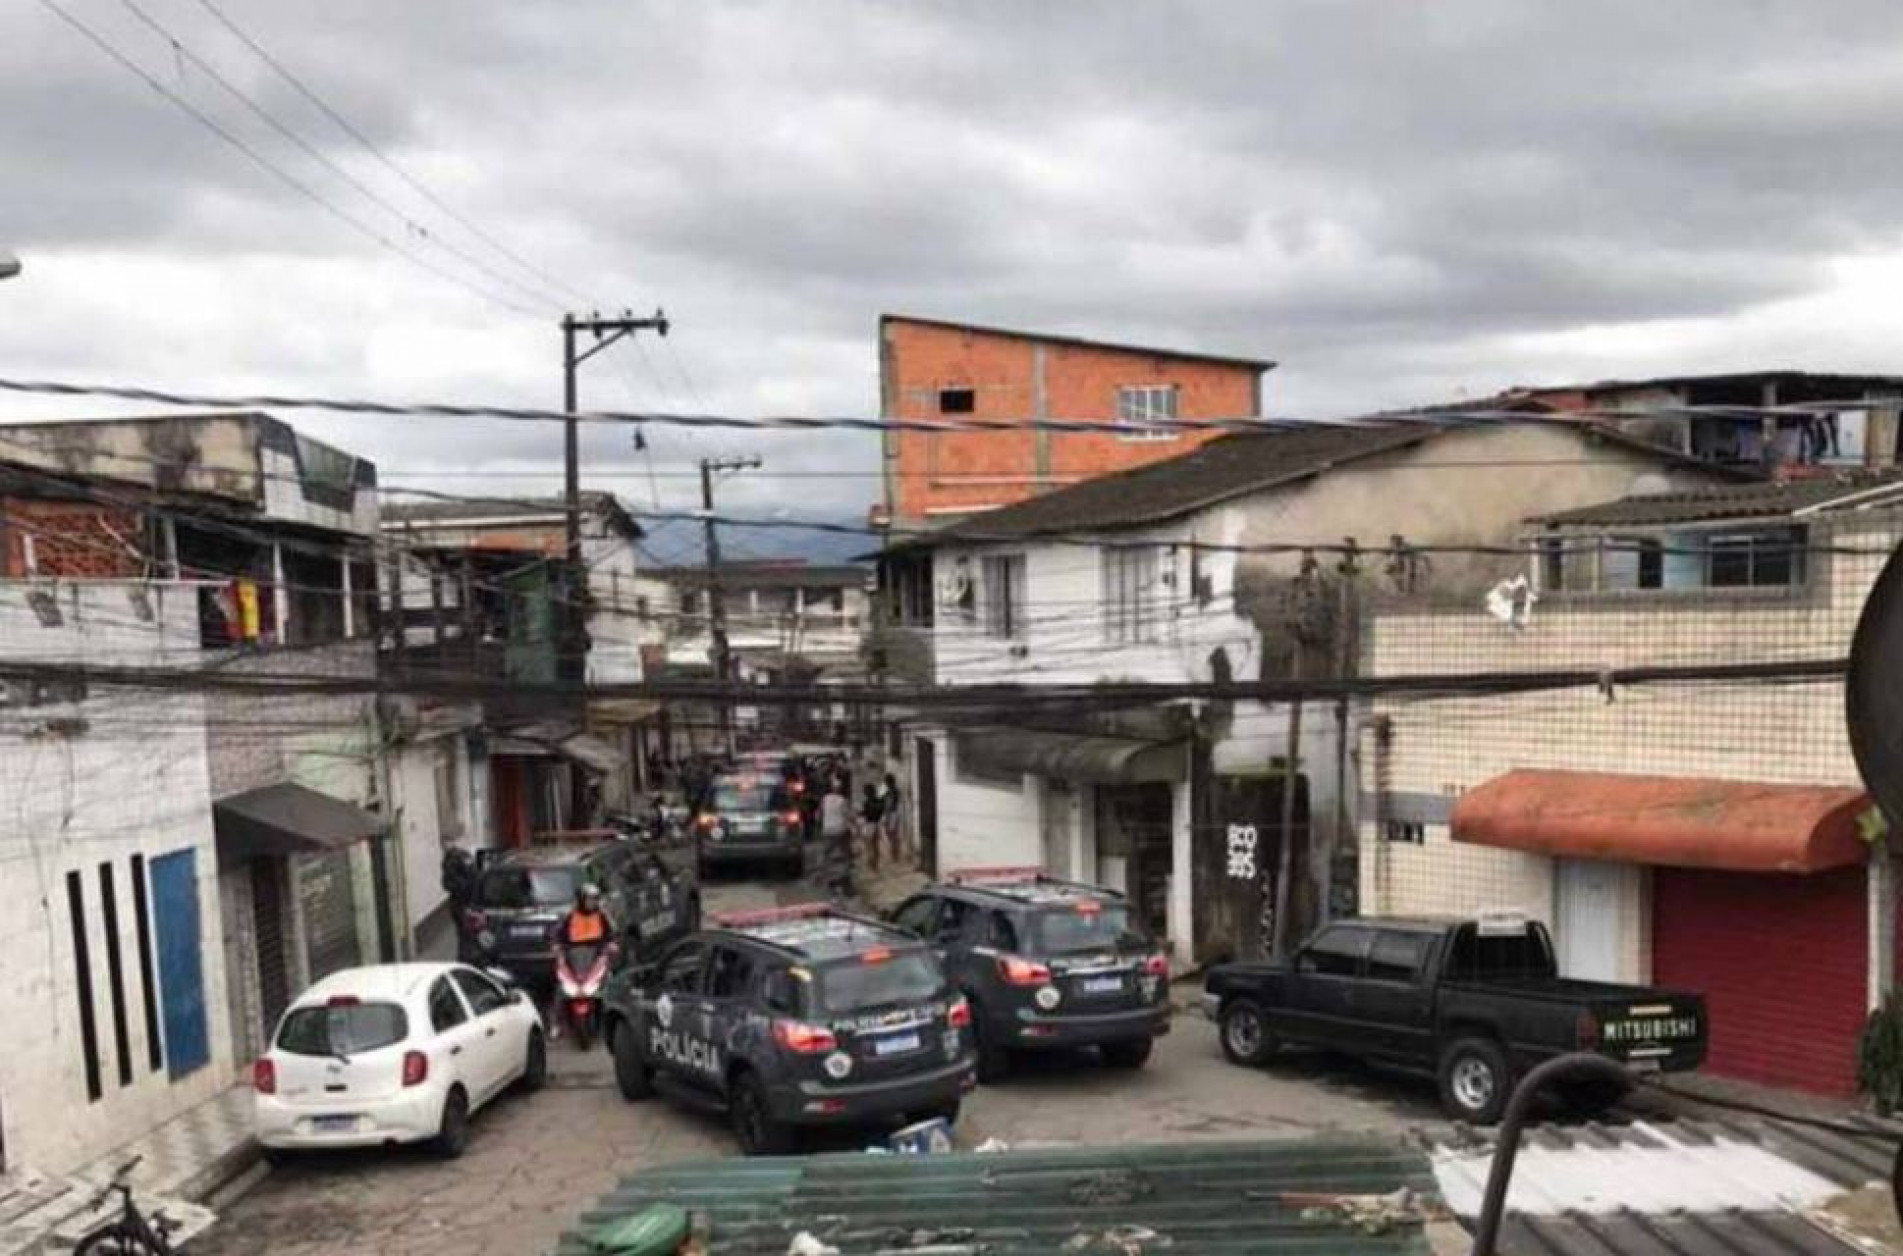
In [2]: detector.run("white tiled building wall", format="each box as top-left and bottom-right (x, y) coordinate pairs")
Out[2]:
(0, 582), (231, 1175)
(1359, 518), (1898, 983)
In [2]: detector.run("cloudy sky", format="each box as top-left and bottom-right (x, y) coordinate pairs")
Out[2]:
(7, 1), (1903, 561)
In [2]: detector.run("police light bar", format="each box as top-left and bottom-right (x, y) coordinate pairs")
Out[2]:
(947, 866), (1047, 885)
(711, 902), (836, 928)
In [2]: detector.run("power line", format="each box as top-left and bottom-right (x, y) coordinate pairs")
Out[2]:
(183, 0), (598, 311)
(113, 0), (564, 315)
(37, 0), (544, 319)
(5, 376), (1881, 435)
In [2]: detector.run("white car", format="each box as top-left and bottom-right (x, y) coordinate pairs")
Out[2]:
(254, 962), (546, 1158)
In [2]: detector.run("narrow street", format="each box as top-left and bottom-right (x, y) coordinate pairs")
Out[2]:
(190, 871), (1439, 1256)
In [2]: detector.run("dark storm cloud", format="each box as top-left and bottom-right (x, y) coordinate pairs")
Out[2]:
(8, 0), (1903, 518)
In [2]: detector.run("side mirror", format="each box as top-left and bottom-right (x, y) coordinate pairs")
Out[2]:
(508, 987), (527, 1006)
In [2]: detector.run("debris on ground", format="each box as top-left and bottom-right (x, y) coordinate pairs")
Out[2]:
(1060, 1224), (1171, 1253)
(785, 1232), (840, 1256)
(1247, 1187), (1438, 1237)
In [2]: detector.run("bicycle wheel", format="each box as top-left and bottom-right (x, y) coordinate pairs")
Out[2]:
(74, 1223), (163, 1255)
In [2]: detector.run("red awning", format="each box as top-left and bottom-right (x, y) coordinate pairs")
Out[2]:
(1451, 770), (1871, 874)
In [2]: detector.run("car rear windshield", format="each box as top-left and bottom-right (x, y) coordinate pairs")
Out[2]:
(713, 780), (781, 811)
(277, 1002), (408, 1056)
(1031, 902), (1146, 956)
(815, 952), (944, 1014)
(474, 866), (579, 909)
(1447, 923), (1558, 981)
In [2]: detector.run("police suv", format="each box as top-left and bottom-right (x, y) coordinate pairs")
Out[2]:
(888, 869), (1172, 1080)
(601, 903), (975, 1154)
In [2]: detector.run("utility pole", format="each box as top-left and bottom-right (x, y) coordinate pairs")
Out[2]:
(561, 309), (669, 685)
(700, 455), (761, 754)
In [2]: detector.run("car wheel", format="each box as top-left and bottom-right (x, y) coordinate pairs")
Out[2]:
(730, 1071), (795, 1156)
(1438, 1037), (1512, 1125)
(1219, 999), (1276, 1067)
(971, 1003), (1010, 1083)
(612, 1020), (653, 1101)
(520, 1030), (548, 1092)
(432, 1087), (471, 1159)
(1101, 1039), (1153, 1070)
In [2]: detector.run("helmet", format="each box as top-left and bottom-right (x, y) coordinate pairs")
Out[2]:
(577, 882), (602, 910)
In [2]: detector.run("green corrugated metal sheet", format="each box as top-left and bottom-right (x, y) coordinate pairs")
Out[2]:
(555, 1137), (1439, 1255)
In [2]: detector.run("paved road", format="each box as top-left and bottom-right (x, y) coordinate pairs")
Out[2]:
(192, 873), (1439, 1256)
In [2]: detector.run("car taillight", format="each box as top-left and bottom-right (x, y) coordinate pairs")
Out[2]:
(1575, 1012), (1600, 1050)
(947, 998), (972, 1028)
(772, 1019), (839, 1054)
(252, 1058), (276, 1095)
(997, 955), (1052, 986)
(783, 810), (802, 826)
(696, 813), (717, 830)
(1142, 954), (1170, 979)
(401, 1050), (429, 1087)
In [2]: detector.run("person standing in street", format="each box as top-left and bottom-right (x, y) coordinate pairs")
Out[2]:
(859, 782), (886, 872)
(819, 779), (855, 898)
(879, 771), (904, 865)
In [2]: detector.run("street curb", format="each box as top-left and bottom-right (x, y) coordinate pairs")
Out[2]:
(178, 1137), (265, 1207)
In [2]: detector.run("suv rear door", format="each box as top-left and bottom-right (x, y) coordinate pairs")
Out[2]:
(646, 938), (721, 1093)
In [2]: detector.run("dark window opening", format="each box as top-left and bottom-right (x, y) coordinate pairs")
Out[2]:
(938, 388), (975, 415)
(66, 871), (102, 1102)
(1382, 821), (1425, 845)
(1296, 925), (1370, 977)
(129, 855), (163, 1072)
(98, 863), (133, 1088)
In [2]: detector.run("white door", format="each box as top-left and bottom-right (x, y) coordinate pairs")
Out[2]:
(1553, 859), (1623, 982)
(451, 969), (516, 1098)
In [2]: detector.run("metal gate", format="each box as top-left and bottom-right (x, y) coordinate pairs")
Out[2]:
(298, 849), (360, 982)
(251, 860), (290, 1043)
(149, 849), (210, 1078)
(915, 737), (938, 878)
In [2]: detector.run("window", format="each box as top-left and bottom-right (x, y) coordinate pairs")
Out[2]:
(1103, 547), (1161, 644)
(891, 897), (940, 937)
(985, 911), (1021, 952)
(475, 866), (579, 909)
(451, 969), (509, 1016)
(1382, 821), (1425, 845)
(680, 589), (702, 617)
(277, 1003), (409, 1055)
(1366, 931), (1430, 982)
(1708, 530), (1802, 588)
(1033, 903), (1142, 955)
(1116, 385), (1180, 441)
(1296, 926), (1370, 977)
(934, 898), (976, 944)
(1542, 526), (1805, 594)
(762, 967), (801, 1014)
(981, 554), (1026, 639)
(815, 952), (945, 1013)
(707, 947), (756, 1000)
(428, 977), (469, 1033)
(658, 941), (706, 994)
(938, 387), (976, 414)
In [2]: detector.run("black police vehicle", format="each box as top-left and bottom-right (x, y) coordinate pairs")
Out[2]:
(889, 868), (1172, 1080)
(693, 773), (806, 879)
(601, 903), (975, 1154)
(459, 838), (699, 987)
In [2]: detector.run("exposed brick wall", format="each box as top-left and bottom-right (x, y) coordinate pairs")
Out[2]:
(1, 498), (146, 577)
(881, 319), (1263, 524)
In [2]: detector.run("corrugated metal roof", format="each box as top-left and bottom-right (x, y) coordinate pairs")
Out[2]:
(1534, 476), (1903, 528)
(1434, 1115), (1901, 1256)
(555, 1137), (1443, 1255)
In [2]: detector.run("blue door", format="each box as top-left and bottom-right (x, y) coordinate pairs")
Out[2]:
(149, 849), (209, 1078)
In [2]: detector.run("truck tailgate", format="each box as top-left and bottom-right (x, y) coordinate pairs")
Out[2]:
(1590, 990), (1706, 1068)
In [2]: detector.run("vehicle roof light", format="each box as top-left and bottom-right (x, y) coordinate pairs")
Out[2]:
(861, 947), (892, 964)
(948, 865), (1045, 885)
(1074, 900), (1103, 914)
(325, 995), (360, 1007)
(711, 902), (834, 928)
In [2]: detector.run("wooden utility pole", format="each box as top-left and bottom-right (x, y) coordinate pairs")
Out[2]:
(561, 309), (669, 684)
(700, 455), (761, 754)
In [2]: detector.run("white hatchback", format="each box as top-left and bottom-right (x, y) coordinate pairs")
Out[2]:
(254, 962), (546, 1158)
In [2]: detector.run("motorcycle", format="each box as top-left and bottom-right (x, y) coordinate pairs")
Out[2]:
(553, 940), (616, 1050)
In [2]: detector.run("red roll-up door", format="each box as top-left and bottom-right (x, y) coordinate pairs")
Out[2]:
(1653, 865), (1867, 1095)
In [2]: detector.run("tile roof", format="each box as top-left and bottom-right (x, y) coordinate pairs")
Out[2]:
(1535, 474), (1903, 528)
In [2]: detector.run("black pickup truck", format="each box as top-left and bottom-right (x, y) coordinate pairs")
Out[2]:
(1203, 914), (1707, 1123)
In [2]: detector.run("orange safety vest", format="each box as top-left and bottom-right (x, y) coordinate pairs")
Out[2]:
(564, 910), (608, 945)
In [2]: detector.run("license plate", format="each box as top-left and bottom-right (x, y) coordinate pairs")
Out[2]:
(873, 1031), (921, 1056)
(1081, 975), (1125, 995)
(511, 924), (544, 940)
(312, 1115), (356, 1132)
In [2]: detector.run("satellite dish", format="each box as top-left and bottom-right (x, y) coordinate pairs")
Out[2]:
(1847, 541), (1903, 824)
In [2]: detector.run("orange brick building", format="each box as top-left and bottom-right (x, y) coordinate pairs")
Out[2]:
(877, 315), (1274, 528)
